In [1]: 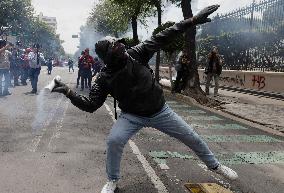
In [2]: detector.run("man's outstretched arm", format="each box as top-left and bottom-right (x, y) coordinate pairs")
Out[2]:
(53, 74), (108, 113)
(130, 5), (220, 63)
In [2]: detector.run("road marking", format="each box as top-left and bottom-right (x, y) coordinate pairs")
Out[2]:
(104, 103), (169, 193)
(48, 101), (69, 151)
(168, 104), (190, 108)
(28, 96), (63, 152)
(181, 115), (223, 121)
(28, 77), (72, 153)
(202, 135), (282, 143)
(150, 150), (284, 165)
(218, 151), (284, 165)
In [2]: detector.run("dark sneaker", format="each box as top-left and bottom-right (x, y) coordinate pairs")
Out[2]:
(31, 89), (37, 94)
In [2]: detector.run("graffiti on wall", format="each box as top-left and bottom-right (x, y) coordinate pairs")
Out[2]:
(219, 74), (246, 87)
(252, 75), (266, 89)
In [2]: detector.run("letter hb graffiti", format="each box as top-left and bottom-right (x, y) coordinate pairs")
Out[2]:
(252, 75), (265, 89)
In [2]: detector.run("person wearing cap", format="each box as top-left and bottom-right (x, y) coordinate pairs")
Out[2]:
(0, 39), (12, 96)
(52, 5), (238, 193)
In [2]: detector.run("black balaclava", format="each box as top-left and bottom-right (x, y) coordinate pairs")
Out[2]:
(95, 36), (127, 72)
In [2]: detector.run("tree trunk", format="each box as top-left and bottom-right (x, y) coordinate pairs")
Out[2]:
(155, 0), (162, 81)
(131, 15), (139, 44)
(181, 0), (216, 105)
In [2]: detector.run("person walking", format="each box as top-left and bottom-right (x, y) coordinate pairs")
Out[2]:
(205, 46), (222, 96)
(0, 39), (12, 96)
(68, 58), (74, 72)
(52, 5), (238, 193)
(28, 44), (45, 94)
(47, 58), (53, 75)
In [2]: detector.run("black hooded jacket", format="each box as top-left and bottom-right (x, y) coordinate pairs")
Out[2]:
(67, 19), (194, 117)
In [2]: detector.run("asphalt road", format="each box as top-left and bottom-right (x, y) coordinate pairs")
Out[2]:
(0, 67), (283, 193)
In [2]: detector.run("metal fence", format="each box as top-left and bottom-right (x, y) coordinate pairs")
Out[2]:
(197, 0), (284, 72)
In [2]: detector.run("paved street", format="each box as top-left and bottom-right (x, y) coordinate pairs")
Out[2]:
(0, 67), (283, 193)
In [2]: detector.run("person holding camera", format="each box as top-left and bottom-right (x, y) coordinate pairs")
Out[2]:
(0, 39), (12, 96)
(52, 5), (237, 193)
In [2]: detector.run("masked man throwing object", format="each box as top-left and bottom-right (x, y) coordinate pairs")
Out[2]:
(52, 5), (238, 193)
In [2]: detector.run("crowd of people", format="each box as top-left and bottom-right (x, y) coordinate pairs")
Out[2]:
(0, 39), (47, 95)
(76, 48), (103, 91)
(0, 37), (104, 97)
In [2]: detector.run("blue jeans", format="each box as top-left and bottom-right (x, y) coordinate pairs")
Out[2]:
(0, 69), (10, 94)
(106, 104), (219, 181)
(30, 68), (41, 91)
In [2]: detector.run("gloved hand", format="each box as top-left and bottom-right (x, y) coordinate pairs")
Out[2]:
(52, 79), (70, 95)
(193, 5), (220, 25)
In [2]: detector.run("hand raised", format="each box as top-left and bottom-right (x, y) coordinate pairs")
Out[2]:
(193, 5), (220, 25)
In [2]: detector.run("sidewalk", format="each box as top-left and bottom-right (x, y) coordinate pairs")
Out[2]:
(160, 79), (284, 134)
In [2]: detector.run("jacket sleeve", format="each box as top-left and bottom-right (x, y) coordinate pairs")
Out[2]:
(67, 73), (108, 113)
(130, 18), (195, 63)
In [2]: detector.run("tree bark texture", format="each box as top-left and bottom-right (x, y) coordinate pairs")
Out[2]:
(181, 0), (213, 105)
(155, 0), (162, 81)
(131, 15), (139, 44)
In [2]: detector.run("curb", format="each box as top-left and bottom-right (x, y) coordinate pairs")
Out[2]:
(163, 89), (284, 138)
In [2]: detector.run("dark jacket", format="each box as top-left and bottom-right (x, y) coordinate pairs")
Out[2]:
(205, 54), (222, 75)
(67, 19), (194, 117)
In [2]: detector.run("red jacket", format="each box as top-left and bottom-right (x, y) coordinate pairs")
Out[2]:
(79, 54), (94, 70)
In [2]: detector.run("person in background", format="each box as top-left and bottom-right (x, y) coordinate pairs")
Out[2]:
(47, 58), (53, 75)
(28, 44), (45, 94)
(172, 51), (189, 93)
(51, 5), (238, 193)
(92, 57), (102, 77)
(76, 51), (84, 88)
(0, 39), (12, 96)
(79, 48), (94, 90)
(68, 58), (74, 72)
(10, 45), (21, 86)
(20, 48), (31, 85)
(205, 46), (222, 96)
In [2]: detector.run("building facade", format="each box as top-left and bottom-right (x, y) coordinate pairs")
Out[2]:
(38, 12), (57, 32)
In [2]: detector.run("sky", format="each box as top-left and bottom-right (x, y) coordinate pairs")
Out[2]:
(32, 0), (256, 54)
